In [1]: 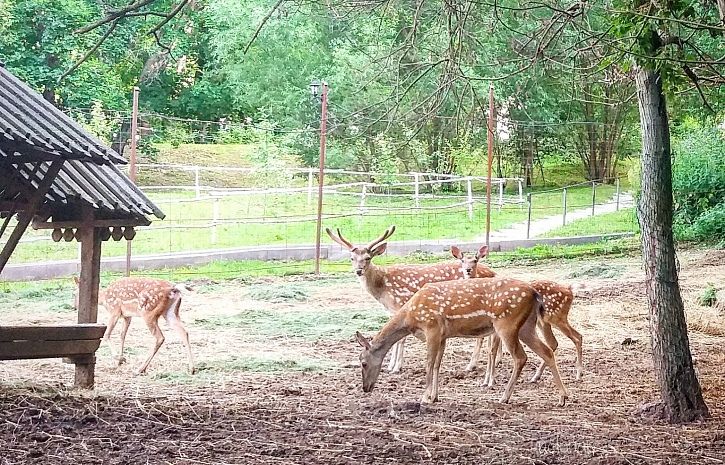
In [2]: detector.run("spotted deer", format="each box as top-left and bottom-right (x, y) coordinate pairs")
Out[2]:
(326, 226), (494, 373)
(451, 246), (504, 372)
(355, 277), (569, 405)
(74, 277), (195, 375)
(471, 280), (583, 385)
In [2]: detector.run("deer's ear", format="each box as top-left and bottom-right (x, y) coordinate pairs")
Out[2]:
(451, 246), (463, 259)
(370, 242), (387, 257)
(477, 245), (489, 259)
(355, 331), (371, 350)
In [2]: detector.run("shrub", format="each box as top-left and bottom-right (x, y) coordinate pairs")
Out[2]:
(672, 127), (725, 242)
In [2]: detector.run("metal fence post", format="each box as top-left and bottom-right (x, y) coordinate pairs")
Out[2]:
(616, 178), (621, 211)
(414, 172), (420, 208)
(498, 180), (504, 211)
(526, 193), (532, 239)
(194, 166), (201, 200)
(591, 180), (596, 216)
(562, 187), (567, 226)
(211, 198), (220, 244)
(359, 183), (367, 214)
(467, 178), (474, 220)
(307, 168), (314, 206)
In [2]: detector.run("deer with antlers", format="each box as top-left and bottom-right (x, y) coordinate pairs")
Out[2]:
(355, 277), (569, 405)
(326, 226), (494, 373)
(74, 277), (195, 375)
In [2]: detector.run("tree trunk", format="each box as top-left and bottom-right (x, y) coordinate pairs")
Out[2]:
(635, 66), (709, 423)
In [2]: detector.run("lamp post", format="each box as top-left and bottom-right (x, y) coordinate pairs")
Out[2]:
(311, 80), (328, 274)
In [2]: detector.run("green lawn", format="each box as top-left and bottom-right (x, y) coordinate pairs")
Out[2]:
(0, 237), (640, 300)
(541, 208), (639, 237)
(9, 184), (618, 263)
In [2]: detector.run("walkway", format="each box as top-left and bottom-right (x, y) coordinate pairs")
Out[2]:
(486, 192), (634, 241)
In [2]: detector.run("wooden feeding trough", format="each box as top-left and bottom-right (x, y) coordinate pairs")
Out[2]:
(0, 62), (164, 388)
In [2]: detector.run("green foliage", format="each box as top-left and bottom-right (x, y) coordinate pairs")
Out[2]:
(698, 284), (717, 307)
(672, 127), (725, 242)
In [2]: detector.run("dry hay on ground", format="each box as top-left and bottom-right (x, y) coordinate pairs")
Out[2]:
(1, 249), (725, 464)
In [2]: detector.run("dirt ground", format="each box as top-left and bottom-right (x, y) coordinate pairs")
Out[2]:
(2, 248), (725, 464)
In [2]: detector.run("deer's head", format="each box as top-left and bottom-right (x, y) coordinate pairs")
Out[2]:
(451, 245), (489, 278)
(326, 226), (396, 277)
(355, 331), (383, 392)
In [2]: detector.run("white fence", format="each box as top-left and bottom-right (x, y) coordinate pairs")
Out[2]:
(15, 164), (524, 246)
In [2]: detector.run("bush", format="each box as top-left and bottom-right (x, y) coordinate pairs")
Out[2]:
(672, 127), (725, 242)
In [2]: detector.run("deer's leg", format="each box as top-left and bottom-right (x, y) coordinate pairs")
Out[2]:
(390, 338), (406, 373)
(102, 312), (121, 359)
(531, 321), (558, 382)
(554, 319), (583, 381)
(496, 327), (527, 404)
(422, 333), (444, 404)
(430, 338), (446, 403)
(519, 319), (568, 406)
(116, 316), (132, 367)
(465, 337), (484, 372)
(387, 341), (400, 372)
(164, 298), (195, 375)
(136, 317), (165, 375)
(484, 334), (502, 387)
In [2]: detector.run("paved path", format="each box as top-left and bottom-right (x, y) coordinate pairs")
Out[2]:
(485, 192), (634, 241)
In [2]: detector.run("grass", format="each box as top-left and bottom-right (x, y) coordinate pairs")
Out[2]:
(0, 238), (642, 304)
(541, 208), (639, 238)
(151, 355), (330, 382)
(10, 183), (619, 263)
(194, 307), (389, 341)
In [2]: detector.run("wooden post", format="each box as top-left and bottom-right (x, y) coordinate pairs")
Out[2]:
(313, 82), (328, 274)
(591, 180), (596, 216)
(76, 211), (102, 389)
(485, 84), (495, 247)
(517, 179), (523, 205)
(562, 188), (568, 226)
(526, 193), (532, 239)
(126, 86), (140, 277)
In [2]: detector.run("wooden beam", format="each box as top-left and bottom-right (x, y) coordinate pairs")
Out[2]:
(0, 160), (63, 273)
(32, 217), (151, 230)
(74, 206), (102, 388)
(0, 339), (102, 360)
(0, 324), (106, 342)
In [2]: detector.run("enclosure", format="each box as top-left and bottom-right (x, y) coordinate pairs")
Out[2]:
(1, 247), (724, 464)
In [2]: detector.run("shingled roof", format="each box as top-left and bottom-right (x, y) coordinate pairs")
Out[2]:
(0, 63), (163, 224)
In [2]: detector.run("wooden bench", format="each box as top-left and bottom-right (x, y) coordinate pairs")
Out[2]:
(0, 324), (106, 388)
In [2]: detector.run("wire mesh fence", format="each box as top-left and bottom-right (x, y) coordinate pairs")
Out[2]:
(1, 108), (636, 280)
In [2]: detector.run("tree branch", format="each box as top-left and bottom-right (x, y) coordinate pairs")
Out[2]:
(58, 20), (120, 83)
(244, 0), (286, 55)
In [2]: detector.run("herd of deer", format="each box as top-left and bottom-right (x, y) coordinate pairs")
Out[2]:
(81, 225), (582, 407)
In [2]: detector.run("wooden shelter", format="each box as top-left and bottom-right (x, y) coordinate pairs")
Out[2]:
(0, 62), (164, 387)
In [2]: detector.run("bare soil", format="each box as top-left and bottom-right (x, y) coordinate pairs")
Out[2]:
(2, 248), (725, 464)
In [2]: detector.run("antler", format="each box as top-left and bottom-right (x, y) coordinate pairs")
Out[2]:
(367, 225), (396, 250)
(325, 227), (354, 250)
